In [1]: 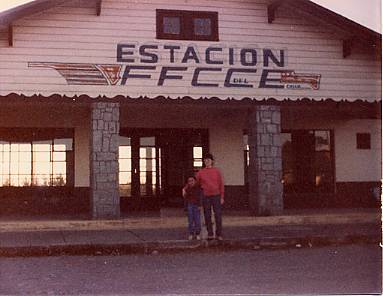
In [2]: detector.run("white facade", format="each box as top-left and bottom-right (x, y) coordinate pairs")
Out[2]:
(335, 119), (381, 182)
(0, 0), (381, 101)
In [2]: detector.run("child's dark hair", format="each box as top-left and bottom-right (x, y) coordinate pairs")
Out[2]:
(185, 176), (196, 185)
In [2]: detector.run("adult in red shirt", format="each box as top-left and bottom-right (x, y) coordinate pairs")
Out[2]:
(196, 153), (224, 241)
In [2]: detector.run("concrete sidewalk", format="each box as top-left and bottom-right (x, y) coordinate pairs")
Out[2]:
(0, 209), (381, 257)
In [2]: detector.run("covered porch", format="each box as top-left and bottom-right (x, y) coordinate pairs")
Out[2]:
(0, 95), (380, 218)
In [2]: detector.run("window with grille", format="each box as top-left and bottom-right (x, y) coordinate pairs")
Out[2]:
(156, 9), (219, 41)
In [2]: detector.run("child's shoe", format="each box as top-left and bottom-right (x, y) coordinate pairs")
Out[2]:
(196, 235), (201, 240)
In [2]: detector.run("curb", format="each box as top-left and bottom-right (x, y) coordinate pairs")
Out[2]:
(0, 212), (380, 232)
(0, 235), (380, 258)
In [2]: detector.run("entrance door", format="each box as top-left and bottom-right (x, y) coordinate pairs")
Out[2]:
(160, 129), (208, 207)
(119, 133), (161, 211)
(119, 128), (208, 212)
(282, 129), (335, 208)
(292, 130), (316, 193)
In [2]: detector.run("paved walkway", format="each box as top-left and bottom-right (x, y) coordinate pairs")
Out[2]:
(0, 208), (381, 257)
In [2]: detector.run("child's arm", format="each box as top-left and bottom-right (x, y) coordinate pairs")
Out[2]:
(182, 185), (188, 198)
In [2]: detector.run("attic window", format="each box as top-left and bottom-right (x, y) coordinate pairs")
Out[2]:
(156, 9), (219, 41)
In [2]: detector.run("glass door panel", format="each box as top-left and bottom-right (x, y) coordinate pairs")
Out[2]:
(119, 136), (132, 197)
(119, 135), (160, 200)
(314, 130), (333, 193)
(139, 137), (157, 196)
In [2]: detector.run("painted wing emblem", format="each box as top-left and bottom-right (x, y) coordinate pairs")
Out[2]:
(28, 62), (122, 85)
(281, 71), (321, 90)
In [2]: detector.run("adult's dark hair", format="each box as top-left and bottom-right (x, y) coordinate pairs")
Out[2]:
(203, 153), (214, 160)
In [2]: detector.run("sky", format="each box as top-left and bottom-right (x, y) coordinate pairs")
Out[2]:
(0, 0), (381, 33)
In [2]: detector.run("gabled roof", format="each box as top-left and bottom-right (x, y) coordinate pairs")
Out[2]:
(269, 0), (380, 47)
(0, 0), (101, 28)
(0, 0), (380, 35)
(0, 0), (381, 54)
(0, 0), (61, 28)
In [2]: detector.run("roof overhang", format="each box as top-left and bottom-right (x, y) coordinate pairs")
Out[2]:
(0, 0), (66, 27)
(267, 0), (381, 58)
(0, 0), (102, 46)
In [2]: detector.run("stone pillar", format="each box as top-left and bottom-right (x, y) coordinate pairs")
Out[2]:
(90, 102), (120, 219)
(248, 105), (283, 216)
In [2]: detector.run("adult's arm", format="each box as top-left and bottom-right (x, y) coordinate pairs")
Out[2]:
(218, 169), (225, 204)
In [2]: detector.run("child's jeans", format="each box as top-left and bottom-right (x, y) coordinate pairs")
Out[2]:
(187, 203), (201, 235)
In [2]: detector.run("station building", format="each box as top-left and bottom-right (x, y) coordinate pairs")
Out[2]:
(0, 0), (381, 218)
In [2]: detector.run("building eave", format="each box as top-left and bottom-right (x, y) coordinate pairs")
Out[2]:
(267, 0), (381, 54)
(0, 0), (103, 27)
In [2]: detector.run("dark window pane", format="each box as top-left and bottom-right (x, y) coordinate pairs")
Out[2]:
(163, 16), (181, 34)
(54, 138), (73, 151)
(194, 18), (211, 35)
(356, 133), (371, 149)
(281, 133), (295, 185)
(140, 137), (155, 147)
(119, 184), (131, 197)
(157, 9), (218, 41)
(314, 151), (333, 191)
(52, 175), (66, 186)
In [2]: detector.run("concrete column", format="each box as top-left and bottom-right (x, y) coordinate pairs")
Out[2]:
(90, 102), (120, 219)
(248, 105), (283, 216)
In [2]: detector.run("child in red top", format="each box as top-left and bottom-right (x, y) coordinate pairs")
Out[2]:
(196, 153), (224, 241)
(182, 176), (202, 240)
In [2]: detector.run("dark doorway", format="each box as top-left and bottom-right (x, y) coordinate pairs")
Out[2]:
(119, 128), (208, 212)
(282, 130), (335, 208)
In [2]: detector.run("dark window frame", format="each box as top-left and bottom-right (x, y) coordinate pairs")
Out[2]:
(156, 9), (219, 41)
(356, 133), (371, 150)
